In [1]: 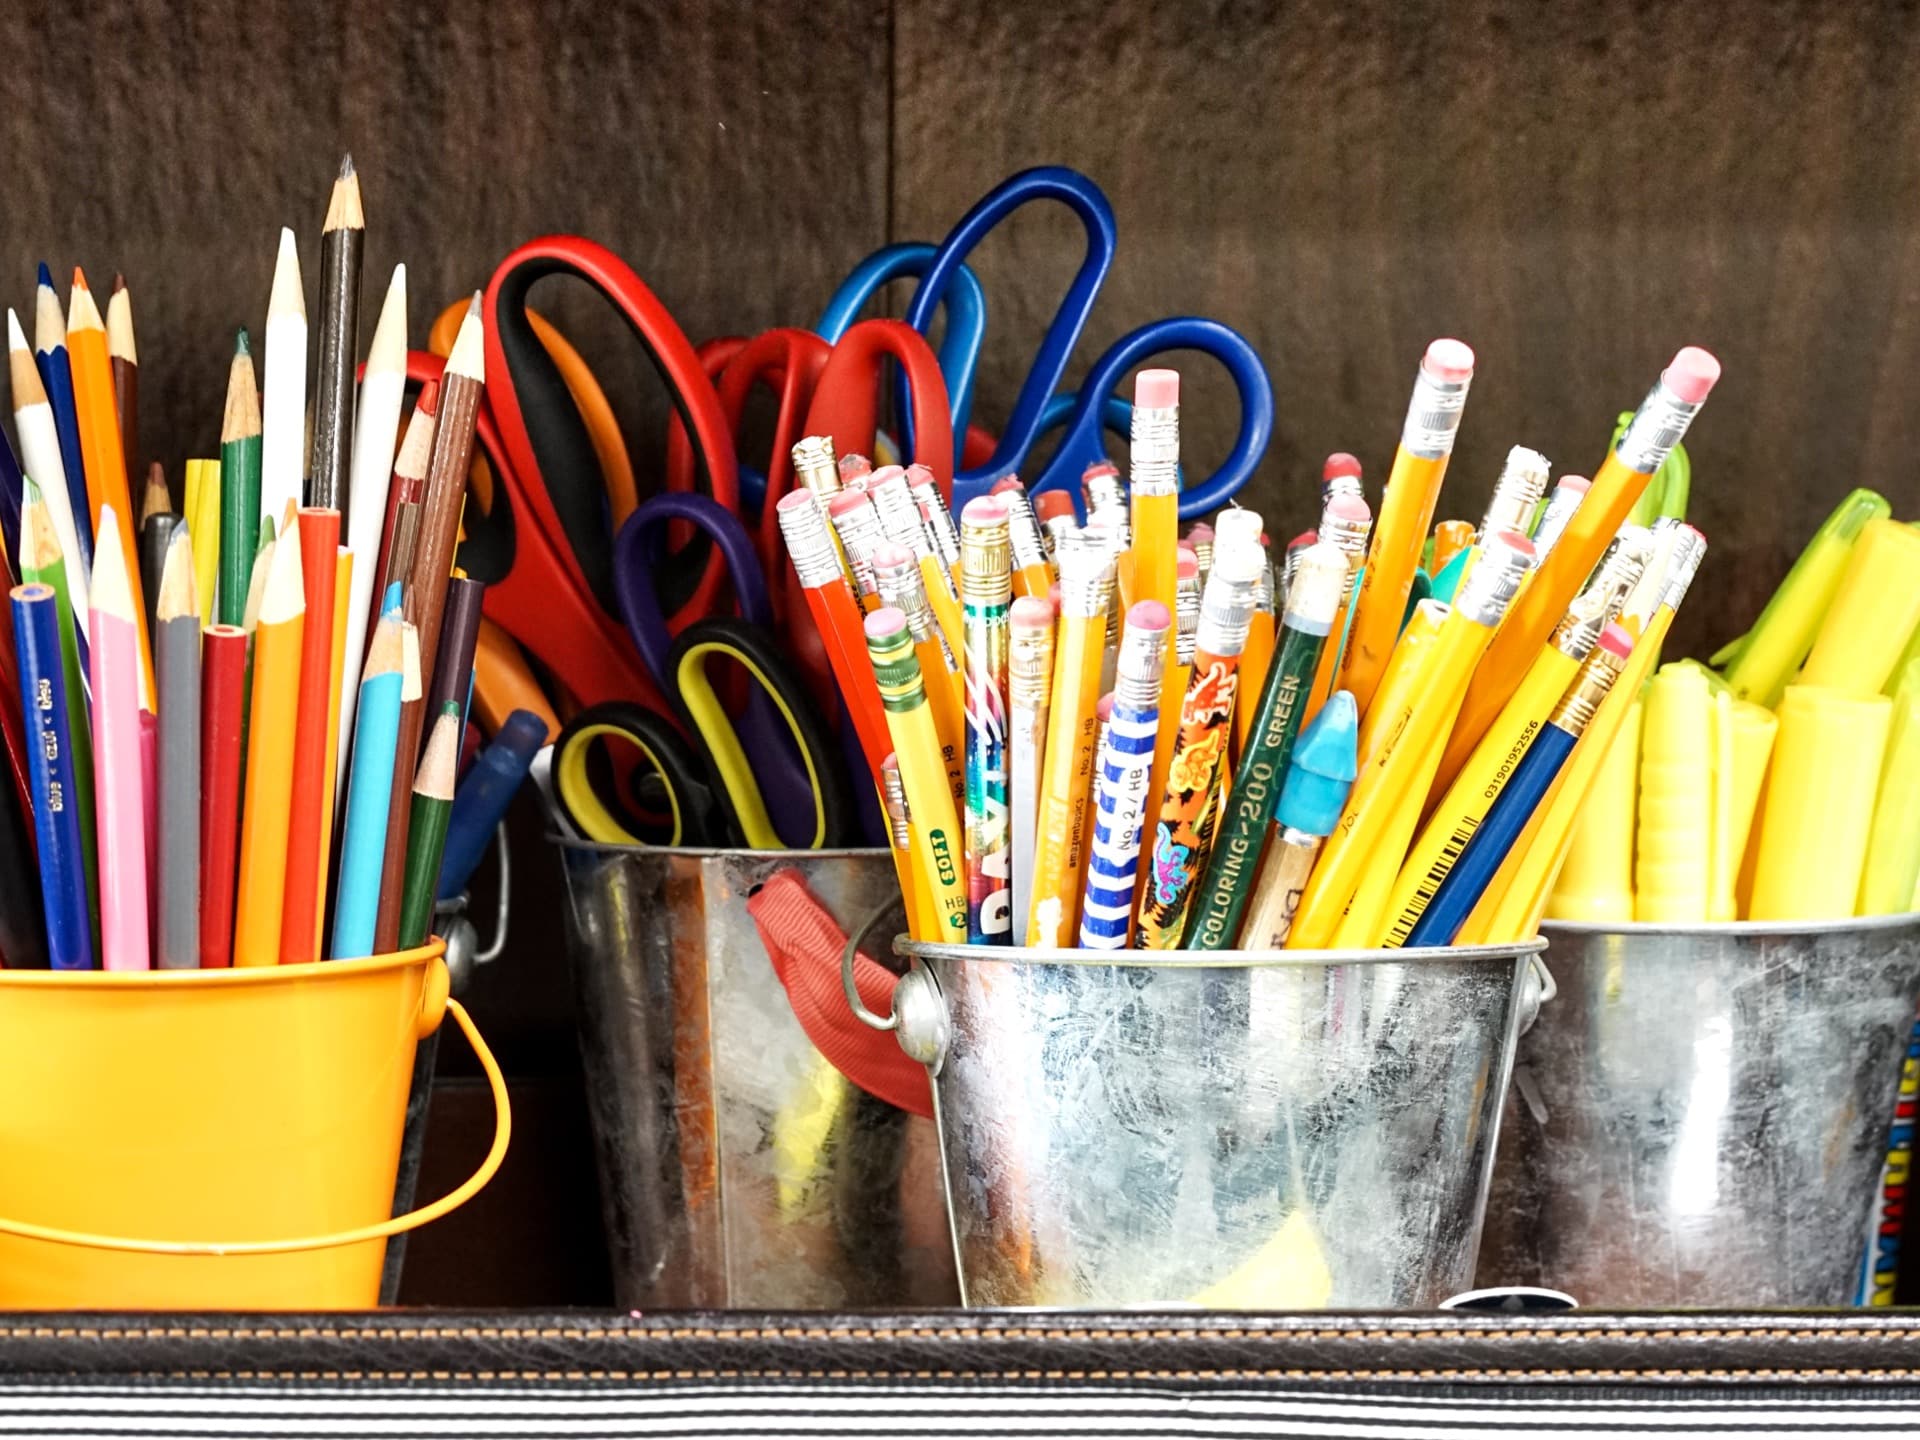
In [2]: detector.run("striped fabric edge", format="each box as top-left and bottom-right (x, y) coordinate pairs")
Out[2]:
(0, 1377), (1914, 1438)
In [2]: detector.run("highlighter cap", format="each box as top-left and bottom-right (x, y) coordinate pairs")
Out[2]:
(1276, 690), (1360, 837)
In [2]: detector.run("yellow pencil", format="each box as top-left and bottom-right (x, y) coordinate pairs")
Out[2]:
(231, 519), (306, 965)
(1288, 532), (1535, 949)
(1131, 369), (1183, 876)
(188, 459), (222, 625)
(1026, 543), (1114, 947)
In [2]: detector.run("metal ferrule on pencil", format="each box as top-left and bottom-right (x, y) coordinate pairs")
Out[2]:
(1056, 545), (1115, 622)
(864, 623), (926, 711)
(832, 500), (888, 600)
(1531, 482), (1586, 557)
(1112, 617), (1168, 712)
(1280, 542), (1348, 634)
(906, 465), (961, 567)
(1660, 524), (1709, 611)
(776, 492), (844, 590)
(1616, 377), (1708, 477)
(1193, 546), (1260, 657)
(1128, 403), (1179, 499)
(1478, 446), (1551, 539)
(791, 435), (842, 504)
(1009, 618), (1053, 711)
(1453, 533), (1537, 629)
(1083, 467), (1130, 546)
(882, 763), (914, 848)
(1400, 356), (1473, 461)
(1549, 642), (1629, 737)
(1175, 567), (1203, 666)
(1041, 508), (1078, 558)
(998, 488), (1049, 576)
(960, 511), (1012, 607)
(1552, 525), (1652, 659)
(869, 469), (933, 558)
(873, 548), (948, 657)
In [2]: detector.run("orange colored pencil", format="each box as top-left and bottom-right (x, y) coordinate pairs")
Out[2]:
(232, 522), (306, 966)
(279, 508), (341, 963)
(68, 269), (149, 695)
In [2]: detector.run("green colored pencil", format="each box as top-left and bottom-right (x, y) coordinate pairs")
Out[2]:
(217, 331), (262, 628)
(1184, 541), (1349, 951)
(398, 701), (460, 948)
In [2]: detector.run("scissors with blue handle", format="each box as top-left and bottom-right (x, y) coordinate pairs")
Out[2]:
(612, 491), (852, 849)
(901, 166), (1274, 517)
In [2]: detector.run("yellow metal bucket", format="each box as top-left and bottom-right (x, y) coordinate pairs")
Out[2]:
(0, 941), (509, 1309)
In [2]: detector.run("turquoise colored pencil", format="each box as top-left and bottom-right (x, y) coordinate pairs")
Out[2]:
(331, 595), (407, 958)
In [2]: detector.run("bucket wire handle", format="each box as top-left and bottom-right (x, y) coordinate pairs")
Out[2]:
(0, 999), (511, 1257)
(842, 899), (904, 1033)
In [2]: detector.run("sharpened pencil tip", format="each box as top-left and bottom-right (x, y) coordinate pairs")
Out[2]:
(36, 262), (52, 290)
(70, 267), (87, 291)
(112, 272), (127, 294)
(340, 152), (355, 178)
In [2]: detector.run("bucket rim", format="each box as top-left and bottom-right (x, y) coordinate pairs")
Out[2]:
(548, 836), (891, 860)
(892, 935), (1547, 969)
(1542, 911), (1920, 940)
(0, 940), (445, 990)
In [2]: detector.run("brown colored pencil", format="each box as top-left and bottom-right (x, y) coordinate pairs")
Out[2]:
(309, 155), (364, 518)
(374, 296), (482, 951)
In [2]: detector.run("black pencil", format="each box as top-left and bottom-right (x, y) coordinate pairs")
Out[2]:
(309, 154), (364, 519)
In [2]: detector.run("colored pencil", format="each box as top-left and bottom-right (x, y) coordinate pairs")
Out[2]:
(310, 157), (365, 518)
(278, 507), (341, 964)
(218, 332), (262, 627)
(261, 227), (308, 530)
(68, 269), (148, 696)
(0, 420), (22, 606)
(138, 506), (178, 649)
(33, 264), (92, 574)
(12, 582), (91, 968)
(19, 481), (97, 932)
(155, 529), (199, 969)
(335, 262), (407, 819)
(332, 600), (406, 957)
(107, 275), (138, 478)
(397, 702), (460, 949)
(11, 309), (92, 630)
(87, 511), (147, 971)
(959, 497), (1014, 942)
(311, 546), (352, 954)
(197, 624), (246, 968)
(187, 458), (221, 624)
(376, 298), (484, 952)
(232, 520), (305, 966)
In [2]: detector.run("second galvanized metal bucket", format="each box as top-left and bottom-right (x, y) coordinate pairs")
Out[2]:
(857, 932), (1549, 1309)
(556, 843), (959, 1308)
(1477, 913), (1920, 1307)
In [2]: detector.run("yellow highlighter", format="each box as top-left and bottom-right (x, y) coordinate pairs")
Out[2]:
(1799, 518), (1920, 697)
(1634, 662), (1715, 923)
(1389, 530), (1649, 940)
(1720, 488), (1890, 706)
(1747, 685), (1894, 922)
(1288, 532), (1536, 950)
(1547, 696), (1642, 924)
(1716, 699), (1777, 921)
(1860, 658), (1920, 915)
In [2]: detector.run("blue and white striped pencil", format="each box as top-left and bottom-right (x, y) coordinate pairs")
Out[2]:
(1079, 600), (1170, 949)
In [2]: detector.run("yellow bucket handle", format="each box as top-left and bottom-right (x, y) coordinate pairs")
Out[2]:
(0, 998), (511, 1257)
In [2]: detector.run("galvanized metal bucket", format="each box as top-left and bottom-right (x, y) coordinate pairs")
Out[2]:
(1478, 913), (1920, 1307)
(853, 931), (1549, 1309)
(554, 842), (959, 1308)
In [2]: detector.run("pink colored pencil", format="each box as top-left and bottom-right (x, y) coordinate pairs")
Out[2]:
(89, 509), (149, 971)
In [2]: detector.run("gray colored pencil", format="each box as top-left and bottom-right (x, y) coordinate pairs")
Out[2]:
(156, 527), (201, 968)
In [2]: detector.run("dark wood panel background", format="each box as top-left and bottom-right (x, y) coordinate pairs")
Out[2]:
(3, 0), (1917, 1304)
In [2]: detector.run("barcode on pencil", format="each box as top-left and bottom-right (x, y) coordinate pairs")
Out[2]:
(1386, 815), (1479, 946)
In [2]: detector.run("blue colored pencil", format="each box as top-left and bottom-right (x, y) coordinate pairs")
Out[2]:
(33, 263), (93, 572)
(0, 425), (22, 567)
(331, 598), (407, 958)
(11, 582), (94, 969)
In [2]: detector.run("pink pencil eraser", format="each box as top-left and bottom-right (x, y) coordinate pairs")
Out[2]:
(1421, 338), (1475, 384)
(1082, 460), (1120, 482)
(1663, 346), (1721, 404)
(1011, 595), (1055, 628)
(1184, 522), (1214, 543)
(1288, 529), (1317, 551)
(1326, 493), (1371, 522)
(1135, 368), (1179, 409)
(1177, 547), (1199, 580)
(838, 453), (874, 479)
(1048, 581), (1063, 609)
(904, 463), (937, 486)
(828, 489), (872, 518)
(1096, 694), (1115, 722)
(1489, 530), (1538, 562)
(1128, 599), (1171, 632)
(881, 752), (900, 775)
(1034, 490), (1074, 521)
(1322, 452), (1362, 480)
(865, 606), (908, 640)
(776, 491), (816, 515)
(1598, 622), (1633, 659)
(867, 464), (907, 490)
(1555, 475), (1591, 494)
(870, 541), (912, 569)
(990, 475), (1026, 495)
(960, 496), (1008, 525)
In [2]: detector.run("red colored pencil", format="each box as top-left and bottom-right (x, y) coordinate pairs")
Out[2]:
(198, 624), (247, 968)
(279, 507), (341, 964)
